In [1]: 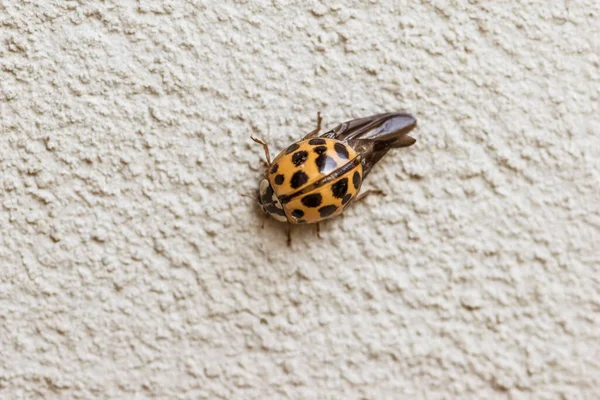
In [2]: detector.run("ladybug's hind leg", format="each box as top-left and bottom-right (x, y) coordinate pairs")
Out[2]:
(316, 222), (321, 239)
(287, 225), (292, 247)
(354, 189), (386, 203)
(302, 111), (323, 140)
(251, 136), (272, 167)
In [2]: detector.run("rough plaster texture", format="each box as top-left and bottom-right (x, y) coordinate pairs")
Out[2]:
(1, 1), (599, 399)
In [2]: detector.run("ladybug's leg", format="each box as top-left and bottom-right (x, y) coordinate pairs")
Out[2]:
(354, 189), (386, 203)
(316, 222), (321, 239)
(250, 136), (271, 167)
(287, 225), (292, 247)
(302, 111), (323, 139)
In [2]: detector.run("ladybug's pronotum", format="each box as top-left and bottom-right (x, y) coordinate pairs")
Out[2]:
(251, 112), (417, 244)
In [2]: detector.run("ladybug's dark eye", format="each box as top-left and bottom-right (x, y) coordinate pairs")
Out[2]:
(258, 179), (287, 222)
(259, 179), (273, 205)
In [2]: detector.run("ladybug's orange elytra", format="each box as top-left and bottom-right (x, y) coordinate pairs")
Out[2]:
(266, 138), (362, 224)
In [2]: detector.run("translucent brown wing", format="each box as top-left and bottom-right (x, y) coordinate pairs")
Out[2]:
(320, 113), (417, 178)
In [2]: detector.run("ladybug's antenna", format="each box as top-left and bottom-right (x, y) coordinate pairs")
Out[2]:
(240, 193), (262, 207)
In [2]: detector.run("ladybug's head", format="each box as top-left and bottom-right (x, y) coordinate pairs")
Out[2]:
(258, 179), (288, 222)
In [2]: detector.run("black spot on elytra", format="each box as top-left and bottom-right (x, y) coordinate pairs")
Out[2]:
(342, 193), (352, 205)
(291, 150), (308, 166)
(331, 178), (348, 198)
(334, 143), (349, 159)
(285, 143), (300, 154)
(318, 205), (338, 218)
(353, 171), (361, 189)
(308, 138), (326, 145)
(270, 163), (279, 174)
(316, 154), (337, 173)
(290, 171), (309, 188)
(291, 209), (304, 218)
(301, 193), (322, 208)
(313, 145), (327, 155)
(274, 174), (284, 185)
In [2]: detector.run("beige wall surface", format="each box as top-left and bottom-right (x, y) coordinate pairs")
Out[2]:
(1, 1), (599, 398)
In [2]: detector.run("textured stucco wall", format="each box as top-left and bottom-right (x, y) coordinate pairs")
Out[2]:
(1, 1), (599, 399)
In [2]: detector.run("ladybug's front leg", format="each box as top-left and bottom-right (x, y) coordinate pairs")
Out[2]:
(250, 136), (272, 167)
(302, 111), (323, 140)
(287, 225), (292, 247)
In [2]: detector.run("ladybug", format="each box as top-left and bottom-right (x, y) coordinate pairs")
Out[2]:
(251, 112), (417, 244)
